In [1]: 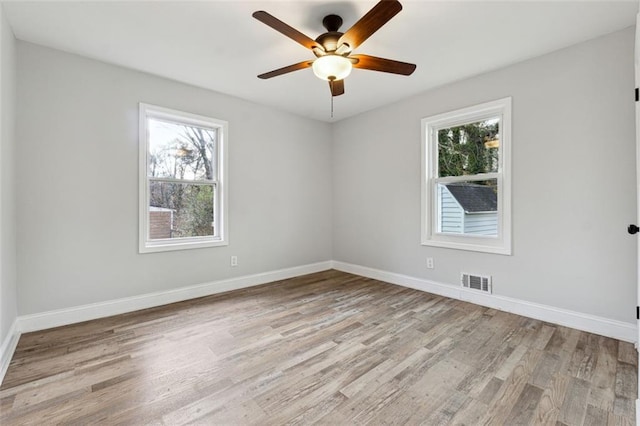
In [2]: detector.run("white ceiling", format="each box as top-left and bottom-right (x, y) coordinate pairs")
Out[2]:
(3, 1), (638, 122)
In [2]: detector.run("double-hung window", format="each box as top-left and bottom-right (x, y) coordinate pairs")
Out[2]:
(139, 104), (228, 253)
(421, 97), (511, 255)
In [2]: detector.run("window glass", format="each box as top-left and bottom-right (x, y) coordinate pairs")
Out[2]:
(139, 104), (228, 253)
(148, 118), (217, 181)
(437, 179), (498, 237)
(421, 98), (511, 255)
(148, 182), (215, 240)
(437, 118), (499, 178)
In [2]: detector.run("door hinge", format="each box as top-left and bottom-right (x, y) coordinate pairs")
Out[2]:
(636, 306), (639, 320)
(635, 88), (638, 102)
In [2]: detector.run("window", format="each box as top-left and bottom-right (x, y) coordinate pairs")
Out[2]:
(421, 98), (511, 255)
(139, 104), (228, 253)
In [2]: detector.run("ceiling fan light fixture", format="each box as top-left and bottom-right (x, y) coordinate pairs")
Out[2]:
(312, 55), (352, 81)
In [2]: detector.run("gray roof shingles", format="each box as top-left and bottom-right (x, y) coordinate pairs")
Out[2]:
(445, 183), (497, 213)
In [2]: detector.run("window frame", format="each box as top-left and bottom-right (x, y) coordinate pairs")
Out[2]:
(421, 97), (512, 255)
(139, 103), (228, 253)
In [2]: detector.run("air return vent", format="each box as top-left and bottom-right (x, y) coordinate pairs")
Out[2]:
(461, 273), (492, 294)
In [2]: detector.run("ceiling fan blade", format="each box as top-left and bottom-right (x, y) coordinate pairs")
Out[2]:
(351, 54), (416, 75)
(330, 79), (345, 96)
(253, 11), (322, 51)
(258, 60), (314, 79)
(337, 0), (402, 51)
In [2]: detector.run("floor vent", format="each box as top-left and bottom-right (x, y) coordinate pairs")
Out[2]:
(461, 273), (492, 294)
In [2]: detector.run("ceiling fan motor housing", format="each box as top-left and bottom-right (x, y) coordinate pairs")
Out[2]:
(315, 15), (345, 55)
(315, 32), (343, 55)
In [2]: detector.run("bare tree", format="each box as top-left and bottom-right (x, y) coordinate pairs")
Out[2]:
(149, 125), (216, 238)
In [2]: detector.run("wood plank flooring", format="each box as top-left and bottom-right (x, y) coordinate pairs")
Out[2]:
(0, 270), (636, 425)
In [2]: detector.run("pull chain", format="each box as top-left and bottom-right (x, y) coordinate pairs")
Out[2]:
(331, 94), (334, 118)
(329, 79), (334, 118)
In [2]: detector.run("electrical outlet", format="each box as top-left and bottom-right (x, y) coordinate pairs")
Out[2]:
(230, 256), (238, 267)
(426, 257), (434, 269)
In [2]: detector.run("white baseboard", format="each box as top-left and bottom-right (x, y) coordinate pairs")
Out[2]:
(331, 261), (637, 344)
(19, 261), (333, 334)
(2, 259), (636, 389)
(0, 319), (20, 386)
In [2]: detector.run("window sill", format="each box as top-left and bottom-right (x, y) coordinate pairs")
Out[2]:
(421, 238), (511, 255)
(139, 238), (228, 254)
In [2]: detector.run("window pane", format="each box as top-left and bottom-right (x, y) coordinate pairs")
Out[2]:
(149, 181), (214, 239)
(437, 118), (499, 178)
(148, 118), (217, 181)
(438, 179), (498, 236)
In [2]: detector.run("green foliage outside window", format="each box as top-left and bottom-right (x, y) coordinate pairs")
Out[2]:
(437, 120), (499, 179)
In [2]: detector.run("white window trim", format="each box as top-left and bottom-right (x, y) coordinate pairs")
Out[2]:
(421, 97), (512, 255)
(139, 103), (229, 253)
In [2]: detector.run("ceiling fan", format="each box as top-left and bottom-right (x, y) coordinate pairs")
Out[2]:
(252, 0), (416, 97)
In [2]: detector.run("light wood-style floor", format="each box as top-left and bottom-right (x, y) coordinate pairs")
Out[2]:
(0, 270), (636, 425)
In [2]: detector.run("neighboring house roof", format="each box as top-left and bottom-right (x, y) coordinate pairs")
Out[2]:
(444, 183), (497, 213)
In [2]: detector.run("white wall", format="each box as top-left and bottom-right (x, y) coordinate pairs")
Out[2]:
(333, 28), (637, 323)
(16, 42), (333, 315)
(0, 5), (17, 351)
(11, 27), (639, 329)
